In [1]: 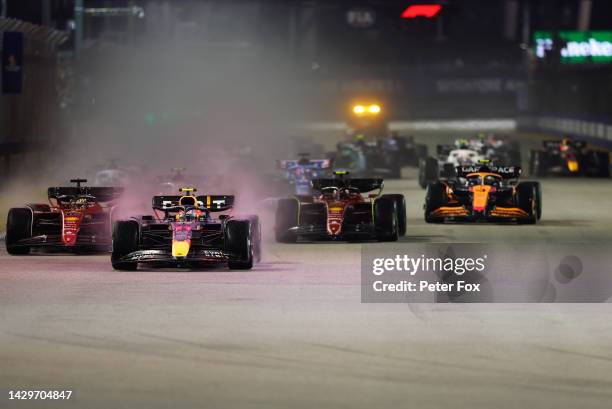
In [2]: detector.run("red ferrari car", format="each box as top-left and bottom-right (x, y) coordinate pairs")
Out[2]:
(5, 179), (123, 254)
(274, 171), (406, 242)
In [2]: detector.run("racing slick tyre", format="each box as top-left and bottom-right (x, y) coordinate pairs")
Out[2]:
(6, 208), (32, 255)
(424, 182), (448, 223)
(247, 215), (262, 263)
(226, 220), (254, 270)
(274, 198), (299, 243)
(418, 157), (439, 189)
(593, 151), (610, 178)
(111, 220), (140, 271)
(516, 183), (538, 225)
(415, 144), (428, 164)
(518, 182), (542, 220)
(389, 162), (402, 179)
(382, 194), (406, 236)
(528, 150), (536, 175)
(509, 149), (522, 167)
(374, 197), (399, 242)
(529, 150), (547, 177)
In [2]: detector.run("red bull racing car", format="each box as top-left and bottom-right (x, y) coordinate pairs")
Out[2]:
(529, 139), (610, 177)
(111, 187), (260, 270)
(5, 179), (122, 254)
(424, 165), (541, 224)
(274, 171), (406, 242)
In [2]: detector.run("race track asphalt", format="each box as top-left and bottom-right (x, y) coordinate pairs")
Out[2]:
(2, 171), (612, 409)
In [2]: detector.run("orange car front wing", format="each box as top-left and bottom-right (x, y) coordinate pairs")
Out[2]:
(431, 205), (529, 219)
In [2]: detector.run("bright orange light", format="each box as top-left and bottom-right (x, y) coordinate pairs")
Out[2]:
(353, 105), (366, 114)
(368, 104), (381, 114)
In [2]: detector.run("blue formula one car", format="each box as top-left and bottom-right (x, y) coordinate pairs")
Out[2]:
(278, 153), (332, 195)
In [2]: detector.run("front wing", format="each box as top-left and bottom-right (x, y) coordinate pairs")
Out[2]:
(428, 204), (530, 222)
(116, 247), (235, 264)
(10, 233), (111, 249)
(289, 222), (378, 240)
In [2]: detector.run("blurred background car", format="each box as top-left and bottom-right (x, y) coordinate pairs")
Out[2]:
(530, 139), (610, 177)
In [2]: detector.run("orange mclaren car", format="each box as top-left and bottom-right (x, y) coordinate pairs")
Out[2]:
(424, 165), (541, 224)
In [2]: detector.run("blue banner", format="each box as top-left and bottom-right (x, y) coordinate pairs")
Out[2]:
(2, 32), (24, 94)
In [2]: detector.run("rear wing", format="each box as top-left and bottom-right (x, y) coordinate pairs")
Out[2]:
(278, 159), (331, 170)
(152, 195), (234, 212)
(311, 178), (384, 193)
(48, 186), (123, 202)
(455, 165), (522, 179)
(543, 140), (587, 150)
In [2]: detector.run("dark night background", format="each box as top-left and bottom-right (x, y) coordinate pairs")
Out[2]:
(1, 1), (612, 174)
